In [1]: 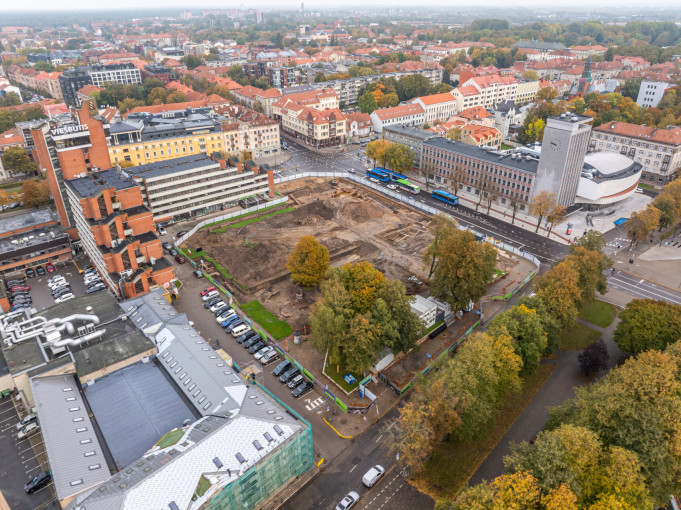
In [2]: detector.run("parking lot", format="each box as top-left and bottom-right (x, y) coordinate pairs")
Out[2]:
(0, 396), (55, 509)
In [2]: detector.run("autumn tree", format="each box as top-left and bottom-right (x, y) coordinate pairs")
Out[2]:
(529, 191), (559, 233)
(365, 139), (389, 166)
(613, 299), (681, 353)
(118, 97), (145, 114)
(446, 127), (462, 141)
(572, 229), (606, 252)
(578, 338), (609, 375)
(536, 86), (558, 102)
(652, 193), (679, 229)
(517, 294), (562, 355)
(522, 69), (539, 81)
(21, 179), (51, 207)
(118, 161), (135, 168)
(488, 304), (548, 374)
(626, 205), (661, 246)
(428, 228), (497, 311)
(358, 90), (378, 113)
(567, 245), (612, 303)
(2, 146), (36, 175)
(286, 235), (330, 287)
(537, 259), (581, 329)
(545, 202), (565, 236)
(384, 143), (414, 173)
(422, 213), (458, 278)
(0, 190), (11, 209)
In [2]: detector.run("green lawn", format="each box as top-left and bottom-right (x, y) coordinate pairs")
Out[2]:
(194, 475), (211, 499)
(500, 143), (514, 150)
(637, 182), (654, 190)
(418, 363), (556, 499)
(216, 207), (294, 232)
(200, 203), (285, 230)
(426, 320), (444, 336)
(579, 300), (618, 328)
(156, 429), (185, 449)
(558, 323), (602, 351)
(323, 360), (361, 393)
(240, 300), (293, 340)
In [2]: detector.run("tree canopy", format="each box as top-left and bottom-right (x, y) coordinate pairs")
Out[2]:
(286, 236), (330, 287)
(613, 299), (681, 353)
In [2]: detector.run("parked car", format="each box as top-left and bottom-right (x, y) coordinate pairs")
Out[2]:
(214, 305), (230, 317)
(10, 285), (30, 292)
(335, 491), (360, 510)
(227, 322), (247, 335)
(24, 470), (51, 494)
(210, 301), (226, 313)
(292, 381), (313, 398)
(162, 242), (172, 251)
(35, 266), (46, 276)
(348, 168), (355, 174)
(279, 367), (300, 384)
(11, 296), (32, 304)
(273, 360), (291, 376)
(193, 270), (204, 278)
(11, 304), (30, 311)
(6, 280), (26, 288)
(204, 297), (221, 308)
(200, 287), (217, 296)
(243, 335), (261, 349)
(287, 374), (304, 389)
(17, 422), (40, 440)
(260, 351), (279, 365)
(175, 254), (186, 264)
(45, 262), (55, 273)
(237, 331), (256, 344)
(25, 268), (36, 278)
(86, 285), (105, 294)
(254, 346), (273, 361)
(387, 184), (397, 190)
(158, 226), (167, 236)
(169, 248), (178, 257)
(217, 309), (236, 323)
(48, 279), (67, 289)
(635, 187), (644, 194)
(55, 294), (74, 304)
(362, 465), (386, 487)
(16, 413), (37, 430)
(202, 290), (219, 302)
(221, 317), (241, 329)
(177, 230), (188, 237)
(369, 178), (379, 184)
(248, 340), (265, 354)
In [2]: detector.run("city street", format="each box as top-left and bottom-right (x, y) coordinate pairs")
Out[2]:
(607, 270), (681, 305)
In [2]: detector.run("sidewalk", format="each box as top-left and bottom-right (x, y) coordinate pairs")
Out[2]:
(280, 132), (346, 154)
(403, 170), (572, 245)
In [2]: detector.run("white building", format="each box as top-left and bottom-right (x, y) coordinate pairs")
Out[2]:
(89, 63), (142, 87)
(370, 104), (425, 134)
(410, 93), (458, 124)
(636, 80), (674, 109)
(576, 152), (643, 207)
(410, 294), (437, 328)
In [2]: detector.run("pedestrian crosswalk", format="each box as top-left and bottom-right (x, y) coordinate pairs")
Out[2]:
(305, 397), (325, 411)
(606, 237), (628, 249)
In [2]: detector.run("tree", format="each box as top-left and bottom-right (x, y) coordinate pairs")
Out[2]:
(545, 203), (566, 236)
(365, 139), (389, 166)
(1, 91), (22, 106)
(517, 295), (562, 356)
(384, 143), (413, 173)
(313, 71), (326, 83)
(524, 118), (546, 142)
(522, 70), (539, 81)
(652, 193), (679, 229)
(626, 205), (661, 245)
(613, 299), (681, 353)
(286, 235), (330, 287)
(21, 179), (50, 207)
(537, 260), (581, 329)
(422, 214), (458, 278)
(33, 60), (55, 72)
(571, 229), (606, 253)
(181, 55), (202, 70)
(488, 304), (548, 375)
(567, 245), (612, 303)
(429, 229), (497, 311)
(446, 127), (462, 141)
(118, 161), (135, 169)
(2, 146), (36, 175)
(358, 90), (378, 114)
(117, 97), (145, 114)
(0, 190), (12, 209)
(378, 93), (398, 108)
(604, 47), (615, 61)
(529, 191), (559, 233)
(578, 338), (609, 375)
(620, 78), (642, 100)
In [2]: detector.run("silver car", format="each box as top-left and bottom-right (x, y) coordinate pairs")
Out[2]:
(336, 491), (360, 510)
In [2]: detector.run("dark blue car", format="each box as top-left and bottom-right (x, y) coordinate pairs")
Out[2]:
(221, 315), (240, 328)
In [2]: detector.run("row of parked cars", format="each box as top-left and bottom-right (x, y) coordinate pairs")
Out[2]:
(14, 412), (53, 494)
(24, 262), (54, 279)
(272, 359), (313, 398)
(6, 277), (32, 312)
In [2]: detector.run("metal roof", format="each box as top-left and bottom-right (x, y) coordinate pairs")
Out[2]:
(30, 374), (110, 502)
(66, 169), (137, 198)
(125, 154), (219, 181)
(0, 207), (57, 236)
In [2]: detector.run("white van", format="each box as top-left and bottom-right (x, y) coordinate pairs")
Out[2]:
(202, 290), (219, 301)
(362, 465), (385, 487)
(231, 325), (251, 337)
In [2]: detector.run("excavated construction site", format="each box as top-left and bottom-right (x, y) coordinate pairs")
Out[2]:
(185, 178), (437, 329)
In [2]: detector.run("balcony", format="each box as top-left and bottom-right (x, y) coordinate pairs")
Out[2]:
(124, 228), (133, 236)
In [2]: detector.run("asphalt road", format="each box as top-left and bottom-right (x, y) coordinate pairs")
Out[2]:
(276, 140), (568, 268)
(607, 270), (681, 305)
(282, 407), (434, 510)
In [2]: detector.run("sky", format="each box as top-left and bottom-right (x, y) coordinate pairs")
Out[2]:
(4, 0), (681, 11)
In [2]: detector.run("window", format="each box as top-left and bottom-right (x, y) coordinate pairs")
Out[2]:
(236, 453), (246, 463)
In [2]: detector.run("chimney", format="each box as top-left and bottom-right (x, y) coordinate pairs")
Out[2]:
(219, 159), (226, 169)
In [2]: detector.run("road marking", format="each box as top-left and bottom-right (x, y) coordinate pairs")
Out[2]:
(349, 464), (357, 473)
(375, 434), (383, 443)
(305, 397), (325, 411)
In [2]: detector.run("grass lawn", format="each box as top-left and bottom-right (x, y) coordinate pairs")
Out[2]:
(194, 475), (211, 498)
(323, 360), (361, 393)
(558, 323), (602, 351)
(426, 320), (444, 336)
(214, 207), (294, 233)
(417, 363), (556, 500)
(579, 300), (618, 328)
(200, 203), (285, 230)
(500, 143), (514, 150)
(241, 300), (293, 340)
(156, 429), (185, 448)
(637, 182), (654, 190)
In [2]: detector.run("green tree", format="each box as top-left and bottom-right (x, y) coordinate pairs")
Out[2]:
(652, 193), (679, 229)
(373, 280), (426, 354)
(377, 93), (398, 108)
(117, 97), (145, 114)
(2, 146), (36, 175)
(181, 55), (203, 70)
(620, 78), (642, 100)
(1, 91), (22, 106)
(522, 70), (539, 81)
(358, 90), (378, 114)
(384, 143), (414, 173)
(33, 60), (55, 72)
(422, 213), (458, 277)
(517, 295), (562, 355)
(537, 260), (581, 329)
(446, 127), (462, 141)
(429, 229), (497, 311)
(286, 235), (330, 287)
(613, 299), (681, 353)
(488, 304), (548, 374)
(567, 246), (612, 303)
(571, 229), (607, 252)
(365, 139), (389, 166)
(604, 47), (615, 61)
(313, 71), (326, 83)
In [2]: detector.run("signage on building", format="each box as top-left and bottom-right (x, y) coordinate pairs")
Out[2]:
(50, 124), (88, 136)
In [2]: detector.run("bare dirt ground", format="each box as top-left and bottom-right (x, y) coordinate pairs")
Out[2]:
(185, 178), (435, 330)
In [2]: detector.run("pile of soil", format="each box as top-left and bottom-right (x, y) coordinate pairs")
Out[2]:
(341, 200), (384, 223)
(291, 200), (336, 225)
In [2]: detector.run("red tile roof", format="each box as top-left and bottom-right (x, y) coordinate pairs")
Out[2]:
(372, 103), (424, 121)
(413, 92), (456, 106)
(594, 122), (681, 146)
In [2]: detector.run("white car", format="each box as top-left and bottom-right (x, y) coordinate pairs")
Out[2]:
(17, 422), (40, 440)
(48, 278), (67, 289)
(336, 491), (360, 510)
(16, 413), (37, 430)
(635, 187), (644, 194)
(387, 184), (397, 190)
(158, 227), (167, 236)
(254, 346), (273, 361)
(216, 309), (236, 323)
(362, 465), (385, 487)
(55, 293), (74, 303)
(348, 168), (355, 174)
(369, 178), (379, 183)
(209, 301), (226, 313)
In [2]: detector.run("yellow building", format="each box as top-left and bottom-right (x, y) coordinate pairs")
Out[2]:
(108, 108), (226, 166)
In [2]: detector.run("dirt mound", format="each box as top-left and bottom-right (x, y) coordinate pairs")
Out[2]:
(291, 199), (336, 225)
(341, 200), (384, 223)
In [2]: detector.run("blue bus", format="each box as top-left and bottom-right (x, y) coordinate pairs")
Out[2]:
(366, 168), (390, 182)
(432, 189), (459, 206)
(377, 168), (407, 182)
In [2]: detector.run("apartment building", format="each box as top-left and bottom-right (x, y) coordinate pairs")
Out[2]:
(515, 80), (541, 105)
(410, 93), (458, 124)
(451, 86), (483, 113)
(383, 125), (438, 168)
(231, 85), (283, 116)
(64, 168), (175, 298)
(276, 103), (346, 148)
(461, 125), (502, 149)
(346, 112), (372, 139)
(140, 63), (174, 86)
(59, 63), (142, 105)
(108, 108), (225, 166)
(591, 121), (681, 186)
(370, 104), (425, 133)
(275, 88), (340, 111)
(124, 153), (274, 222)
(217, 104), (281, 159)
(6, 65), (63, 100)
(268, 66), (302, 88)
(460, 75), (520, 109)
(636, 80), (674, 109)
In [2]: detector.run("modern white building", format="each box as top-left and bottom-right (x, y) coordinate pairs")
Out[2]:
(89, 63), (142, 87)
(636, 80), (673, 109)
(576, 152), (643, 207)
(410, 93), (458, 124)
(370, 104), (426, 134)
(410, 294), (438, 328)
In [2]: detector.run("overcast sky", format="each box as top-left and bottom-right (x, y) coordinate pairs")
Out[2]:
(4, 0), (681, 11)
